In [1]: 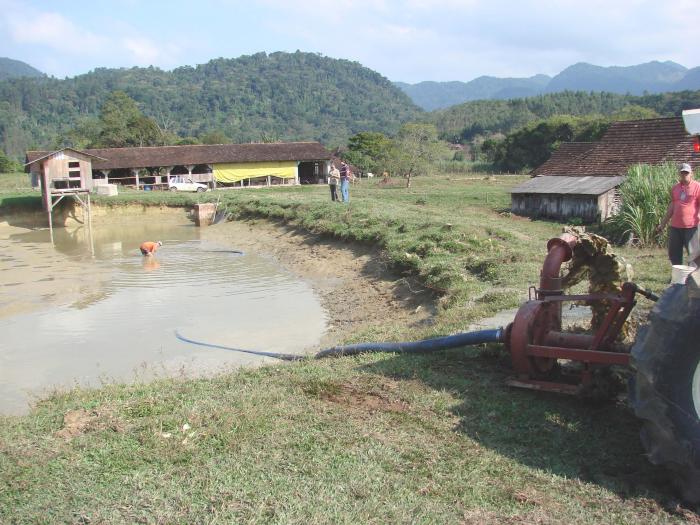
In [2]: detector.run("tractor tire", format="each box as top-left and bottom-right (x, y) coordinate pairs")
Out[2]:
(630, 283), (700, 504)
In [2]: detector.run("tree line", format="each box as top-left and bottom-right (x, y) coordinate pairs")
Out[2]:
(0, 52), (422, 159)
(1, 50), (699, 176)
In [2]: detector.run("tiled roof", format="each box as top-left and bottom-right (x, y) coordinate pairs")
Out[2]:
(530, 142), (594, 176)
(26, 142), (332, 170)
(511, 175), (626, 195)
(531, 117), (699, 177)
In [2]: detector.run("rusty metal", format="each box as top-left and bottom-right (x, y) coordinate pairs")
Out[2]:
(504, 233), (644, 395)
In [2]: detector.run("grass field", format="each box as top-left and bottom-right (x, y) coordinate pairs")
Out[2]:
(1, 172), (692, 523)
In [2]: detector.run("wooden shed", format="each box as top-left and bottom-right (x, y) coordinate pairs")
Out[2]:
(511, 175), (625, 222)
(24, 148), (106, 212)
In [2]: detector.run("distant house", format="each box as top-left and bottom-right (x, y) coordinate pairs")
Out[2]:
(25, 142), (333, 195)
(511, 116), (700, 222)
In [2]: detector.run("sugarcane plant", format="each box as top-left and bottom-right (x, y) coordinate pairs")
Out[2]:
(605, 163), (677, 247)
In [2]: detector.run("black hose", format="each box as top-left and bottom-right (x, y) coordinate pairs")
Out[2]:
(175, 328), (504, 361)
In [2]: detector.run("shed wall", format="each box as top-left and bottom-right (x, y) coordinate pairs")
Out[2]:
(511, 194), (601, 222)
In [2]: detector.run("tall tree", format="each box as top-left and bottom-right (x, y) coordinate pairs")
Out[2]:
(386, 124), (447, 187)
(0, 150), (21, 172)
(94, 91), (164, 148)
(344, 131), (392, 174)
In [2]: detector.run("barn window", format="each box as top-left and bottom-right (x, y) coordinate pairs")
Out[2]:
(68, 161), (80, 168)
(69, 170), (81, 178)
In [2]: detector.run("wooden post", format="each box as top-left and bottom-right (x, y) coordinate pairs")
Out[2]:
(87, 193), (94, 257)
(48, 196), (54, 245)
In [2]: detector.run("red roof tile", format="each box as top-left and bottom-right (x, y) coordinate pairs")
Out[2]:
(531, 117), (699, 177)
(26, 142), (332, 170)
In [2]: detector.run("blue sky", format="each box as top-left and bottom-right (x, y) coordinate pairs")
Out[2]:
(1, 0), (698, 82)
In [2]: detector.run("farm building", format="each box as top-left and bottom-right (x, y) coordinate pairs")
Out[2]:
(511, 175), (625, 222)
(25, 141), (333, 203)
(511, 116), (700, 222)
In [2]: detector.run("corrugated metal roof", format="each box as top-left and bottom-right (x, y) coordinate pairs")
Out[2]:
(510, 175), (625, 195)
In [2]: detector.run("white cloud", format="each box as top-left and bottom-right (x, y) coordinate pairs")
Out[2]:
(0, 0), (697, 81)
(7, 10), (108, 56)
(122, 37), (162, 65)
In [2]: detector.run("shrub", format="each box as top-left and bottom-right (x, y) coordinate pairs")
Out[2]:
(604, 163), (676, 247)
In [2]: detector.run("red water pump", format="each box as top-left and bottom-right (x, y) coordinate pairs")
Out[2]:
(503, 233), (657, 395)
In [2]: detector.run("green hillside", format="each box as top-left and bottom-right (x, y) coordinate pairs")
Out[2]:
(430, 89), (700, 142)
(0, 57), (44, 81)
(0, 52), (423, 159)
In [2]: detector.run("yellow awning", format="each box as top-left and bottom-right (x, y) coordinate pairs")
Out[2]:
(214, 161), (298, 183)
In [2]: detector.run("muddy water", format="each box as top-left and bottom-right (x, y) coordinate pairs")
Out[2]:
(0, 216), (326, 415)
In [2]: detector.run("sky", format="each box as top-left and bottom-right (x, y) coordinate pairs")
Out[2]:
(1, 0), (698, 83)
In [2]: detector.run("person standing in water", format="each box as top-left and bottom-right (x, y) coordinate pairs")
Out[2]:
(140, 241), (162, 256)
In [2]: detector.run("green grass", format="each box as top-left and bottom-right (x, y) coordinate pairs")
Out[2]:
(0, 172), (686, 523)
(0, 352), (688, 523)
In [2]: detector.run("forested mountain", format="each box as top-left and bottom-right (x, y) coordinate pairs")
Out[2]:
(397, 61), (700, 110)
(396, 75), (550, 111)
(545, 61), (687, 94)
(0, 58), (44, 81)
(0, 52), (422, 159)
(429, 89), (700, 142)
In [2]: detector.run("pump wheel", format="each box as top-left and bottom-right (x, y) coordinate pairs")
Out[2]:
(630, 284), (700, 504)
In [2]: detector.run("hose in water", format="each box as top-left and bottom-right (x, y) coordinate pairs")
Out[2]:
(175, 328), (504, 361)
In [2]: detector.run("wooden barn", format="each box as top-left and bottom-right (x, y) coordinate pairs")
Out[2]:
(26, 141), (332, 191)
(511, 116), (700, 222)
(511, 175), (625, 222)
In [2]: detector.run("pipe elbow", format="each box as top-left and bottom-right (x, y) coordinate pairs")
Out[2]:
(540, 234), (578, 292)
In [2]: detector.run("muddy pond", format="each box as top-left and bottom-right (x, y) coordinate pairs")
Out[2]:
(0, 212), (327, 415)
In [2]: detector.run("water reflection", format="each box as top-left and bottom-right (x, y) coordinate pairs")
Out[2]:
(0, 218), (327, 415)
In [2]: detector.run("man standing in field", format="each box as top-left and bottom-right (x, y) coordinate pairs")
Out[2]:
(328, 163), (340, 202)
(339, 162), (353, 203)
(656, 163), (700, 265)
(139, 241), (162, 256)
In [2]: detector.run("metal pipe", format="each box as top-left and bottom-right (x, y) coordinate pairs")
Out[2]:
(539, 234), (578, 294)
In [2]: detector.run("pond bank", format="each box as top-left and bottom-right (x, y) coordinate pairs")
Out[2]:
(1, 206), (438, 414)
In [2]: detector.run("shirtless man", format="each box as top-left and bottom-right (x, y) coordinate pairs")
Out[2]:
(139, 241), (162, 256)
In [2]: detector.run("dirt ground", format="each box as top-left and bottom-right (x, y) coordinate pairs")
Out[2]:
(203, 219), (438, 347)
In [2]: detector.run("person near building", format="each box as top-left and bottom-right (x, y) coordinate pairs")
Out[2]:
(328, 164), (340, 202)
(656, 163), (700, 265)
